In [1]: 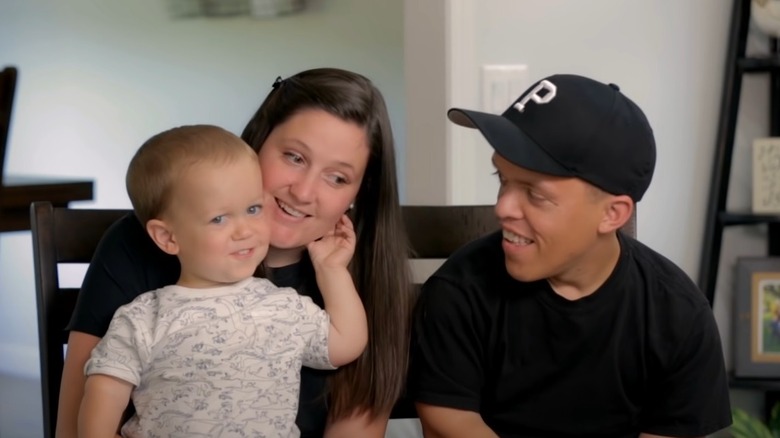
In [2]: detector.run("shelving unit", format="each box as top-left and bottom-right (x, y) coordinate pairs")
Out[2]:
(698, 0), (780, 306)
(698, 0), (780, 405)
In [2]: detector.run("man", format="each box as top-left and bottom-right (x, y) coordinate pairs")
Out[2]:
(408, 74), (731, 438)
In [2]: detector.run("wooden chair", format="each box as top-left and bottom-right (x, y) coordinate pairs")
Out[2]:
(29, 201), (636, 430)
(0, 66), (17, 182)
(402, 206), (636, 257)
(389, 205), (500, 419)
(29, 201), (500, 428)
(30, 201), (128, 438)
(0, 66), (93, 232)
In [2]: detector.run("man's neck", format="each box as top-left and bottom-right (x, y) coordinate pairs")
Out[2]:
(546, 233), (622, 301)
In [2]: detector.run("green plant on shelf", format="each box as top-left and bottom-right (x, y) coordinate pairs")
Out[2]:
(732, 402), (780, 437)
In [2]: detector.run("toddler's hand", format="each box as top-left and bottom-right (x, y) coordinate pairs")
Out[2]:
(307, 214), (356, 270)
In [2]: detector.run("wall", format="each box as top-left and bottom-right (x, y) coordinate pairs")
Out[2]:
(469, 0), (775, 388)
(471, 0), (733, 276)
(0, 0), (404, 378)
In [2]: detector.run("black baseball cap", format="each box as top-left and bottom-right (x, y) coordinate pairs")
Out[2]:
(448, 74), (656, 202)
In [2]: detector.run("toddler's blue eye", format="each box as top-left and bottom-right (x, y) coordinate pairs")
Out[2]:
(211, 216), (224, 224)
(247, 205), (262, 215)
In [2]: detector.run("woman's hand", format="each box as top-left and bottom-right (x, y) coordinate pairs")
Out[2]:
(306, 214), (356, 270)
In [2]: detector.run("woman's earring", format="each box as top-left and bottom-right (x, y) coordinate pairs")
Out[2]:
(348, 203), (355, 211)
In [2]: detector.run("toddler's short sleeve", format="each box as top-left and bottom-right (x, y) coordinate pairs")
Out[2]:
(84, 301), (151, 386)
(295, 295), (334, 371)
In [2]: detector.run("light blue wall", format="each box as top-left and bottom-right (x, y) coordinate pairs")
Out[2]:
(0, 0), (404, 378)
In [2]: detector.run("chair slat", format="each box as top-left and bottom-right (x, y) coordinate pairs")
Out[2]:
(403, 205), (636, 258)
(403, 205), (498, 258)
(30, 201), (636, 431)
(53, 208), (129, 262)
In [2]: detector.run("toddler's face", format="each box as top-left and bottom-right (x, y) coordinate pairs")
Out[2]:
(165, 154), (270, 288)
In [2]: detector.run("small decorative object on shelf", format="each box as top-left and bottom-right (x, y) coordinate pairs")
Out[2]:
(753, 137), (780, 214)
(752, 0), (780, 38)
(734, 257), (780, 378)
(250, 0), (305, 17)
(166, 0), (205, 18)
(201, 0), (250, 16)
(165, 0), (305, 19)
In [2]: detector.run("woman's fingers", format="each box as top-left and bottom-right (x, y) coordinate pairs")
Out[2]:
(340, 214), (355, 231)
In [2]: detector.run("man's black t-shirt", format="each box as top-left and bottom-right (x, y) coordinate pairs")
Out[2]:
(69, 213), (331, 438)
(409, 231), (731, 438)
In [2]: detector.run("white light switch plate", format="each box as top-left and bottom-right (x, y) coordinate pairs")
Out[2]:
(481, 64), (530, 113)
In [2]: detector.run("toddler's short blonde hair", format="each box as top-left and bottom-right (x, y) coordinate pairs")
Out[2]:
(126, 124), (258, 225)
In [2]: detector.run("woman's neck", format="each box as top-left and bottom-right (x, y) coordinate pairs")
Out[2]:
(265, 246), (305, 268)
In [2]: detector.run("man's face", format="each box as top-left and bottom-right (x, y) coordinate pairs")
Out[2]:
(492, 153), (609, 284)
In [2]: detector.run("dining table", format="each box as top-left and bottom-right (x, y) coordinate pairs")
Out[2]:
(0, 175), (93, 232)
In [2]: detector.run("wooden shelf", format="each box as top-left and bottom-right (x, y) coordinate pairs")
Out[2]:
(731, 374), (780, 391)
(698, 0), (780, 307)
(738, 56), (780, 73)
(720, 212), (780, 226)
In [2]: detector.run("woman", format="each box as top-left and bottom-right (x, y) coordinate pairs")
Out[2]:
(58, 68), (414, 438)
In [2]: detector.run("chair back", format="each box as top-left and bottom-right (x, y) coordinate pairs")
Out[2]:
(402, 203), (637, 262)
(403, 205), (499, 260)
(29, 202), (636, 428)
(0, 66), (17, 183)
(388, 205), (499, 420)
(30, 201), (129, 438)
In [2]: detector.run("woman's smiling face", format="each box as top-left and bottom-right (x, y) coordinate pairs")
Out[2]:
(257, 108), (369, 259)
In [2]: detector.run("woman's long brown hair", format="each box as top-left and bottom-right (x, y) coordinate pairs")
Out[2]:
(241, 68), (414, 419)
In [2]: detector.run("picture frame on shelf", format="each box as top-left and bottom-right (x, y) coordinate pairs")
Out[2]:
(734, 257), (780, 378)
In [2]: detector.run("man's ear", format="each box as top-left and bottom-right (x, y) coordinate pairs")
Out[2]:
(146, 218), (179, 255)
(598, 195), (633, 235)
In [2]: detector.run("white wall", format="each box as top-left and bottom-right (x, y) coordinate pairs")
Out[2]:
(471, 0), (734, 277)
(0, 0), (404, 378)
(468, 0), (775, 380)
